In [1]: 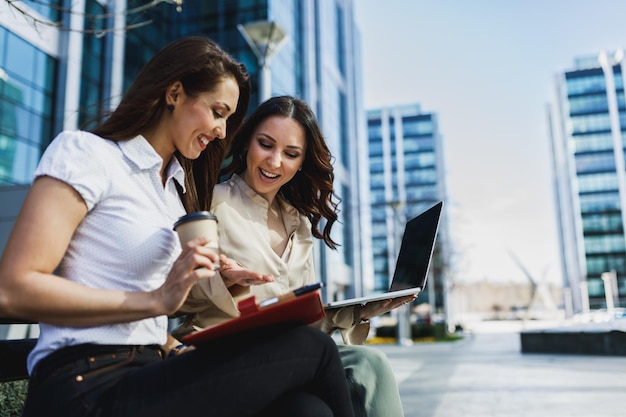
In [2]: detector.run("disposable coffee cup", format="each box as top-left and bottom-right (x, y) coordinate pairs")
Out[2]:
(173, 211), (219, 269)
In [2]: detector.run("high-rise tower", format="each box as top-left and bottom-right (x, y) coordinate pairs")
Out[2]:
(366, 103), (449, 313)
(549, 51), (626, 312)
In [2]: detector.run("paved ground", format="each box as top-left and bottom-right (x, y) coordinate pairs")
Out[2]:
(371, 321), (626, 417)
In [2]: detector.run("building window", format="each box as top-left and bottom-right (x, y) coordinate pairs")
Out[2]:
(566, 73), (606, 96)
(402, 118), (433, 136)
(578, 192), (621, 213)
(341, 184), (353, 266)
(572, 132), (613, 153)
(613, 70), (623, 88)
(0, 28), (56, 184)
(335, 3), (345, 75)
(586, 254), (626, 276)
(577, 172), (619, 193)
(339, 92), (349, 169)
(79, 0), (109, 129)
(570, 113), (611, 134)
(583, 233), (626, 254)
(404, 151), (435, 169)
(367, 121), (382, 139)
(403, 137), (434, 152)
(575, 151), (616, 174)
(20, 0), (63, 21)
(568, 93), (609, 115)
(582, 213), (624, 233)
(586, 277), (604, 297)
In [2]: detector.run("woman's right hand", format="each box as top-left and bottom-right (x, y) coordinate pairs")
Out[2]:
(218, 255), (275, 287)
(154, 237), (221, 315)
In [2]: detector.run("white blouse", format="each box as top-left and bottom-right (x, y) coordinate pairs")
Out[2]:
(27, 131), (186, 373)
(177, 174), (369, 344)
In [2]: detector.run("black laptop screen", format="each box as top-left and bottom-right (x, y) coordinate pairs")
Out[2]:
(390, 202), (442, 291)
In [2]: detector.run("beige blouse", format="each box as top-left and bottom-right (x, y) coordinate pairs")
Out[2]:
(175, 174), (369, 344)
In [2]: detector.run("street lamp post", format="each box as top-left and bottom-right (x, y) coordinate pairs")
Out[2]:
(237, 20), (289, 103)
(601, 271), (618, 314)
(386, 201), (412, 346)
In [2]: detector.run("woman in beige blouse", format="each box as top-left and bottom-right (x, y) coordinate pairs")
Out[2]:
(176, 95), (413, 417)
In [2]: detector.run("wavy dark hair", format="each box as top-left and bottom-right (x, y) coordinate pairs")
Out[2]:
(91, 36), (250, 212)
(223, 96), (340, 249)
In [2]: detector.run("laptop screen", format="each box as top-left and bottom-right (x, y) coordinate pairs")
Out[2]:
(390, 201), (442, 291)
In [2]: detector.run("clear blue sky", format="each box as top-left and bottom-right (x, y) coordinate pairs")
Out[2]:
(354, 0), (626, 284)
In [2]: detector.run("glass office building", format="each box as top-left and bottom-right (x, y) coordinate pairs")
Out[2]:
(0, 0), (366, 303)
(366, 104), (449, 312)
(549, 51), (626, 312)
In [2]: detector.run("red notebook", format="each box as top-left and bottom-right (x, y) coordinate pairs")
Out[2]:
(182, 291), (326, 346)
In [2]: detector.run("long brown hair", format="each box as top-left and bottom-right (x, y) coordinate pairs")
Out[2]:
(223, 96), (340, 249)
(91, 36), (250, 212)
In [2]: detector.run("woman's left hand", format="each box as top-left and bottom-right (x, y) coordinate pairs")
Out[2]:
(162, 334), (195, 358)
(357, 294), (417, 322)
(218, 255), (275, 287)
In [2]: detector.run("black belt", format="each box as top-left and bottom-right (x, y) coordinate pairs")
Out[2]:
(32, 344), (163, 384)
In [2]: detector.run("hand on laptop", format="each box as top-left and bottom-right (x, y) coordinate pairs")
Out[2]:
(358, 294), (418, 322)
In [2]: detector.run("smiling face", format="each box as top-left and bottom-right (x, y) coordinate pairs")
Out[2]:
(242, 115), (307, 204)
(165, 76), (240, 160)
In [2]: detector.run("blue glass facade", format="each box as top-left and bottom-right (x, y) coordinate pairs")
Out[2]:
(550, 51), (626, 311)
(0, 26), (57, 185)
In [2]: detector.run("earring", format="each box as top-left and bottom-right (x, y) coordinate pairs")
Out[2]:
(167, 104), (175, 113)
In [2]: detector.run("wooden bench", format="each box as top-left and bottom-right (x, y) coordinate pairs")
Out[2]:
(0, 318), (37, 382)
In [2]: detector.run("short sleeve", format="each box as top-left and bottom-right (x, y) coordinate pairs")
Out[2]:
(34, 131), (111, 211)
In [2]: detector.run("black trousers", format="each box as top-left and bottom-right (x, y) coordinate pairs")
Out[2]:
(22, 325), (354, 417)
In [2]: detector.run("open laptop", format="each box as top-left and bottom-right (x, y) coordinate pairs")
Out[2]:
(325, 201), (443, 309)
